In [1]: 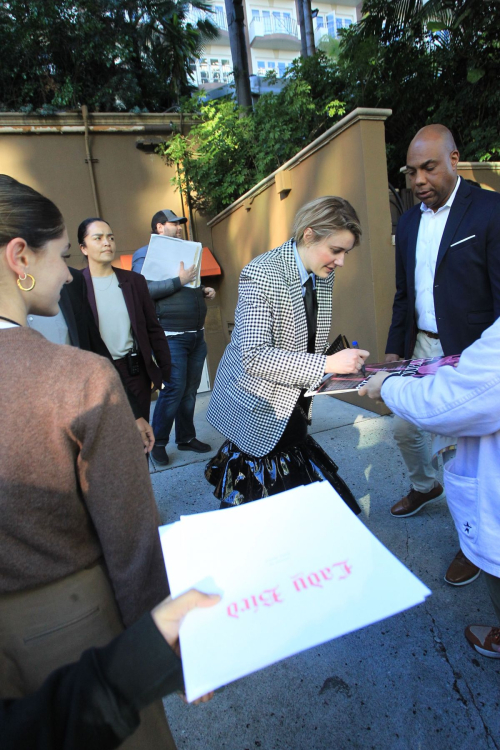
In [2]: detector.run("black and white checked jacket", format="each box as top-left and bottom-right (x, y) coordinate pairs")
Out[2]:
(207, 239), (335, 456)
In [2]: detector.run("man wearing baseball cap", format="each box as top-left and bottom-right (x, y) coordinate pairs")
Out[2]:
(132, 210), (216, 465)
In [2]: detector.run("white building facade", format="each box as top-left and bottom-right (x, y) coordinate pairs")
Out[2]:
(188, 1), (361, 90)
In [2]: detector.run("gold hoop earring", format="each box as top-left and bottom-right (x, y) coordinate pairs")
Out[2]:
(17, 273), (36, 292)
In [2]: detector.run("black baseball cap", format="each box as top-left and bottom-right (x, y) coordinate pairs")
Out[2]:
(151, 209), (187, 232)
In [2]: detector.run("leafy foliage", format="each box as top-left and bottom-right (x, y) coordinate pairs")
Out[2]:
(163, 0), (499, 215)
(159, 53), (346, 215)
(0, 0), (217, 111)
(337, 0), (500, 183)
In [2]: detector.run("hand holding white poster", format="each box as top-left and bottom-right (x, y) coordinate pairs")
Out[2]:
(160, 482), (431, 702)
(141, 234), (202, 287)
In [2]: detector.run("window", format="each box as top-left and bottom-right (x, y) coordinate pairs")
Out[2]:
(336, 16), (353, 32)
(326, 12), (335, 36)
(195, 57), (233, 85)
(316, 14), (324, 29)
(210, 58), (221, 82)
(199, 58), (209, 83)
(326, 13), (353, 37)
(256, 60), (288, 78)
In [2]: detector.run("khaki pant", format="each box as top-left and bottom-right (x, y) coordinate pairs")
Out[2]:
(0, 563), (176, 750)
(392, 332), (452, 492)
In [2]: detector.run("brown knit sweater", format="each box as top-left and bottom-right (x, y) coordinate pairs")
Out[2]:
(0, 327), (168, 627)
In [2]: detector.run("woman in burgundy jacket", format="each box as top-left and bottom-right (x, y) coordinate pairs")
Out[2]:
(79, 218), (170, 422)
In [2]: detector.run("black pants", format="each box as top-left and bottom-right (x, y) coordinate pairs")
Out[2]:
(113, 353), (152, 423)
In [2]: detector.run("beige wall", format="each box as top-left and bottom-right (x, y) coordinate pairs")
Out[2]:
(457, 162), (500, 193)
(0, 131), (180, 266)
(208, 108), (394, 412)
(0, 113), (225, 381)
(0, 110), (396, 400)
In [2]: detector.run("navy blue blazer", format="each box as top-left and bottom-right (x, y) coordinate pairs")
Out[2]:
(386, 179), (500, 358)
(83, 266), (171, 389)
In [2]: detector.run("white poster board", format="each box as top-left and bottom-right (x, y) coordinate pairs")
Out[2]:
(141, 234), (202, 288)
(160, 482), (431, 702)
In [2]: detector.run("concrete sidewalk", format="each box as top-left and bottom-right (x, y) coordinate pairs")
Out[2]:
(151, 395), (500, 750)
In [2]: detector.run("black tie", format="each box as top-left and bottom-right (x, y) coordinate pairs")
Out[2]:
(303, 276), (317, 353)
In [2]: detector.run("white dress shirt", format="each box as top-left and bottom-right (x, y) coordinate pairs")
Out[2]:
(414, 176), (461, 333)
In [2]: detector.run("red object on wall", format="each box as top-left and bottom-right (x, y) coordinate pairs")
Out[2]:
(201, 247), (221, 277)
(116, 247), (221, 276)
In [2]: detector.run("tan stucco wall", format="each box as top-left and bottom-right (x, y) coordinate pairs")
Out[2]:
(0, 110), (396, 398)
(457, 162), (500, 193)
(0, 131), (182, 267)
(208, 109), (394, 412)
(0, 114), (227, 383)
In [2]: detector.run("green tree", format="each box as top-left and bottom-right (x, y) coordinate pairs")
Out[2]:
(338, 0), (500, 184)
(0, 0), (217, 112)
(159, 54), (346, 215)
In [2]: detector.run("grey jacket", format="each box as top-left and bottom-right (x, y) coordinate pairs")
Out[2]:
(132, 246), (207, 332)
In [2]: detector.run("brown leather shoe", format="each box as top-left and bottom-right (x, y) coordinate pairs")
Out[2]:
(444, 550), (481, 586)
(465, 625), (500, 658)
(390, 482), (445, 517)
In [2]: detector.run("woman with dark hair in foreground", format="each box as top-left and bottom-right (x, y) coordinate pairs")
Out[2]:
(0, 175), (175, 749)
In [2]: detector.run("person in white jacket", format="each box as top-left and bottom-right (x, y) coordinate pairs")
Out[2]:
(360, 319), (500, 659)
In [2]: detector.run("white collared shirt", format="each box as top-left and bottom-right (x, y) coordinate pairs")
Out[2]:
(293, 241), (315, 297)
(414, 177), (461, 332)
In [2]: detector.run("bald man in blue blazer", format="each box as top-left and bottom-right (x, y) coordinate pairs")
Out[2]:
(385, 124), (500, 586)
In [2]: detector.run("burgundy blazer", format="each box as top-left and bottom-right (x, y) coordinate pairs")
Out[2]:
(82, 266), (171, 388)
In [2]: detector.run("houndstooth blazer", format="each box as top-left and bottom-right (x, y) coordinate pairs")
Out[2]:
(206, 239), (335, 456)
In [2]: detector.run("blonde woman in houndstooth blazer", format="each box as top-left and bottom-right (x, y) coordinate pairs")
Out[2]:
(206, 196), (369, 511)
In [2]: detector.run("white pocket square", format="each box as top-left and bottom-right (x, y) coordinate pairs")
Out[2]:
(450, 235), (476, 247)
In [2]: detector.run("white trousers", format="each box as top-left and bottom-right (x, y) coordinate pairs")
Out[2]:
(393, 331), (451, 492)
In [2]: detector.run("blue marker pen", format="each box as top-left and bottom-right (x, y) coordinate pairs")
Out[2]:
(352, 341), (367, 378)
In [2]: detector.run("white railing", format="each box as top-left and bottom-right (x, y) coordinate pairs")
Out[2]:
(314, 25), (329, 46)
(249, 16), (299, 40)
(187, 6), (228, 31)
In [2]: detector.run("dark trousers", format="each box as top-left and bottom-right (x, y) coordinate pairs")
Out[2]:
(152, 330), (207, 445)
(114, 352), (152, 423)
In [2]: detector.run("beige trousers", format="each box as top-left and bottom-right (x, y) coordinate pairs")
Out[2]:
(392, 331), (450, 492)
(0, 563), (176, 750)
